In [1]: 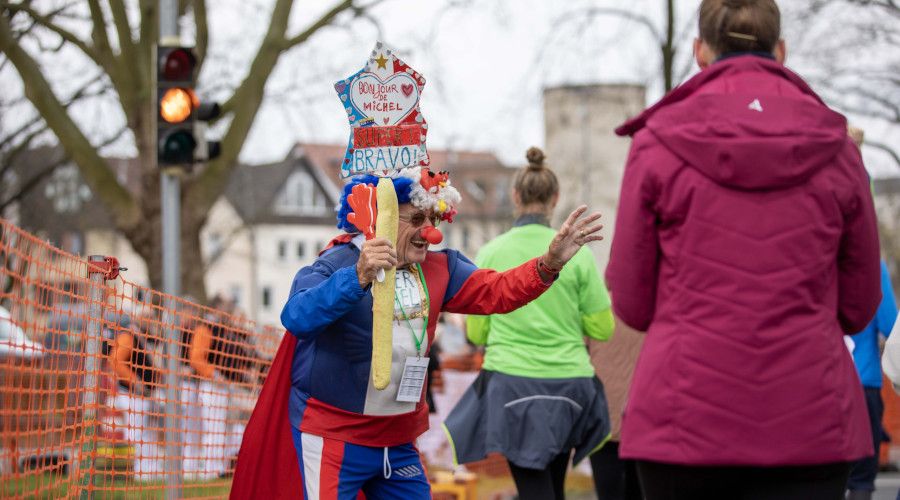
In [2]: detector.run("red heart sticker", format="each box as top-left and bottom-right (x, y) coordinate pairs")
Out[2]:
(401, 84), (414, 97)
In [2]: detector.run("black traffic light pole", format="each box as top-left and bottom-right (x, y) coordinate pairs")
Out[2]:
(159, 1), (183, 498)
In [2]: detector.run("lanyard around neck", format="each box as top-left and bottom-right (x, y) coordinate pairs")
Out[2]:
(393, 263), (429, 357)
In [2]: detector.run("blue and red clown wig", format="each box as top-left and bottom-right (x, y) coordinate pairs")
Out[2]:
(336, 166), (462, 233)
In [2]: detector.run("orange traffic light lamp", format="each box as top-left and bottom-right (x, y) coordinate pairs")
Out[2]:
(156, 44), (220, 167)
(159, 88), (198, 124)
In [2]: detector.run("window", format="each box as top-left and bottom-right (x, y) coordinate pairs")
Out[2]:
(207, 232), (222, 260)
(275, 170), (329, 215)
(297, 242), (306, 259)
(465, 179), (486, 202)
(261, 287), (272, 308)
(44, 164), (93, 213)
(495, 179), (510, 209)
(229, 285), (242, 308)
(278, 240), (287, 259)
(62, 231), (83, 255)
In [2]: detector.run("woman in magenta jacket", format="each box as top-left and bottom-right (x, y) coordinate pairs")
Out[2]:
(605, 1), (882, 498)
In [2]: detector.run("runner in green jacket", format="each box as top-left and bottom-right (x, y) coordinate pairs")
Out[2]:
(445, 146), (614, 500)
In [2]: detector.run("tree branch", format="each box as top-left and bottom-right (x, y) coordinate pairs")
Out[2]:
(137, 0), (156, 91)
(820, 82), (900, 123)
(0, 15), (139, 229)
(0, 121), (127, 212)
(191, 0), (296, 210)
(867, 140), (900, 170)
(846, 0), (900, 16)
(87, 0), (113, 62)
(0, 156), (67, 213)
(0, 115), (44, 152)
(192, 0), (208, 75)
(284, 0), (353, 49)
(194, 0), (360, 215)
(217, 0), (356, 117)
(109, 1), (141, 89)
(0, 76), (108, 160)
(0, 123), (53, 178)
(3, 1), (105, 68)
(581, 7), (663, 44)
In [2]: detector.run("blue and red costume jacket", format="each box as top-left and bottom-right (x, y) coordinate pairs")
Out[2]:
(231, 237), (551, 499)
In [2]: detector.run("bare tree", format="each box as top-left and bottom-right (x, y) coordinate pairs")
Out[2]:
(540, 0), (694, 93)
(0, 0), (382, 301)
(787, 0), (900, 290)
(789, 0), (900, 169)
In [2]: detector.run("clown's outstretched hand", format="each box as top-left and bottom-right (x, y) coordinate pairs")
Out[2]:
(541, 205), (603, 276)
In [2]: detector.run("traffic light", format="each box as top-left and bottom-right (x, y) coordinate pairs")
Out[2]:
(157, 45), (221, 167)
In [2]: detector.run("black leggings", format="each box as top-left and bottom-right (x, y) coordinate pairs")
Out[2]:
(507, 452), (570, 500)
(591, 441), (642, 500)
(636, 460), (852, 500)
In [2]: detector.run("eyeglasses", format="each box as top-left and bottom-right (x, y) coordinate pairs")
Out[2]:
(398, 211), (440, 227)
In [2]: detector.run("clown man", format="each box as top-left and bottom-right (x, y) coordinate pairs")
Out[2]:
(231, 166), (603, 499)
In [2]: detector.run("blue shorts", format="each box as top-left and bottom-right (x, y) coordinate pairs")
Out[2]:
(290, 426), (431, 499)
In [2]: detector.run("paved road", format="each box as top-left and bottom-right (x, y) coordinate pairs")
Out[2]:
(876, 473), (900, 500)
(565, 473), (900, 500)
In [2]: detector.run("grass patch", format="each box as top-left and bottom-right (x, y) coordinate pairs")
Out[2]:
(2, 473), (232, 499)
(4, 471), (593, 499)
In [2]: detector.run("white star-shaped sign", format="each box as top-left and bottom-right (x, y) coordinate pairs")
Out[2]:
(334, 42), (429, 179)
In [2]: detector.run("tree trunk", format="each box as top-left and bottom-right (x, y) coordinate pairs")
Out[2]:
(3, 0), (362, 309)
(125, 171), (209, 305)
(126, 105), (164, 297)
(119, 79), (213, 304)
(181, 212), (208, 305)
(662, 0), (675, 92)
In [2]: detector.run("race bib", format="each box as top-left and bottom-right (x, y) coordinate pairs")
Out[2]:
(396, 356), (429, 403)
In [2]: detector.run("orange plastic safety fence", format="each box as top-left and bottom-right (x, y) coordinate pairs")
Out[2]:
(1, 219), (282, 499)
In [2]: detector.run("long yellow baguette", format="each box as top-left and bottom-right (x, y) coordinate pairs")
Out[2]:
(372, 177), (398, 390)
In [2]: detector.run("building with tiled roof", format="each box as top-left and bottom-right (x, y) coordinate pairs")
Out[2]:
(7, 143), (516, 326)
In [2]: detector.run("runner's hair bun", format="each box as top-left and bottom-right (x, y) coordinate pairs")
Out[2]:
(526, 147), (545, 171)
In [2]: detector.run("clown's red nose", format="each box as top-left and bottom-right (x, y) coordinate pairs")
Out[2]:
(420, 226), (443, 245)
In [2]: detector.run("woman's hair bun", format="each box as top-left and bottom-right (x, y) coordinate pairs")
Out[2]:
(525, 146), (545, 170)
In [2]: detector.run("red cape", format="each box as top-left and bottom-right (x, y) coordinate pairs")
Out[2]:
(230, 333), (301, 499)
(231, 236), (357, 499)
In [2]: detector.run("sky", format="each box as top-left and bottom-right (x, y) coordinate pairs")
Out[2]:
(203, 0), (899, 176)
(1, 0), (898, 176)
(208, 0), (702, 166)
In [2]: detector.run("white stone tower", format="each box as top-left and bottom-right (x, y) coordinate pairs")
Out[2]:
(544, 84), (646, 272)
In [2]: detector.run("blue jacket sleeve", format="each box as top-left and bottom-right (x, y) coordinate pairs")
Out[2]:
(876, 261), (899, 338)
(280, 258), (368, 339)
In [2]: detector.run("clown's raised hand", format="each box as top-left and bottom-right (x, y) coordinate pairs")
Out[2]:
(542, 205), (603, 273)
